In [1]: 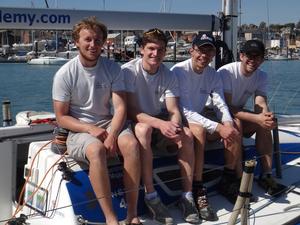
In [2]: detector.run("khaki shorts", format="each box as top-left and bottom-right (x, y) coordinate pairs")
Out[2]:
(66, 119), (133, 163)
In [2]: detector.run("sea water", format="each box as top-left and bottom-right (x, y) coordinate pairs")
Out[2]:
(0, 60), (299, 123)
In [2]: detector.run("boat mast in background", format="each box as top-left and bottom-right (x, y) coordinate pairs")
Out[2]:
(222, 0), (238, 61)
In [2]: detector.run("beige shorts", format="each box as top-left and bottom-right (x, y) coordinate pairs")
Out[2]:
(66, 119), (133, 163)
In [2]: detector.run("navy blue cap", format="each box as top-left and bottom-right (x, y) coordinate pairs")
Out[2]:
(192, 33), (216, 48)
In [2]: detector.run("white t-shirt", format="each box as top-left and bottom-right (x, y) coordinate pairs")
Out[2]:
(121, 58), (179, 116)
(171, 58), (232, 133)
(218, 62), (268, 108)
(52, 56), (124, 124)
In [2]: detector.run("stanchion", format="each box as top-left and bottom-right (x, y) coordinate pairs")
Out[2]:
(272, 118), (282, 178)
(173, 42), (177, 61)
(2, 99), (12, 127)
(228, 159), (257, 225)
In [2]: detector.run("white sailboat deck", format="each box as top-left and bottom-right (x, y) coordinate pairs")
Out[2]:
(140, 159), (300, 225)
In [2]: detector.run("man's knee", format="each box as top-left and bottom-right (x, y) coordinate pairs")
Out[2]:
(85, 142), (107, 163)
(134, 123), (153, 139)
(177, 127), (194, 147)
(183, 126), (193, 139)
(189, 124), (206, 139)
(238, 119), (258, 138)
(119, 136), (140, 160)
(234, 118), (242, 129)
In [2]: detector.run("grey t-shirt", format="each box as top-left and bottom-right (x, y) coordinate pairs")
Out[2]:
(121, 58), (179, 116)
(52, 56), (124, 123)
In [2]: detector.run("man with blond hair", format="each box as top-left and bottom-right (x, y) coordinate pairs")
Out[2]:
(52, 17), (141, 225)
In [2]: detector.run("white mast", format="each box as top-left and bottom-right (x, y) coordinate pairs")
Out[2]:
(222, 0), (238, 61)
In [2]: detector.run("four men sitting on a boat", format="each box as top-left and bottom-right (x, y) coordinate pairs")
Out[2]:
(52, 17), (284, 225)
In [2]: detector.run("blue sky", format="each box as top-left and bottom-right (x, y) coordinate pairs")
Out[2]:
(1, 0), (299, 26)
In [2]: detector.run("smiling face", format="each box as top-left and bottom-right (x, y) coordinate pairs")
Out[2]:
(75, 28), (104, 67)
(239, 52), (264, 76)
(190, 44), (216, 73)
(141, 40), (166, 74)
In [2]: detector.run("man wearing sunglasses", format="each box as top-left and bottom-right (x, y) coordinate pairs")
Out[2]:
(171, 33), (241, 218)
(218, 40), (284, 198)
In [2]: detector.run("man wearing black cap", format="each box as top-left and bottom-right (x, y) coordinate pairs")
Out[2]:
(171, 33), (241, 218)
(218, 39), (283, 197)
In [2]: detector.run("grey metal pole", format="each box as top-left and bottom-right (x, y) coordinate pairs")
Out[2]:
(173, 42), (177, 62)
(2, 100), (12, 127)
(134, 43), (137, 58)
(273, 118), (282, 178)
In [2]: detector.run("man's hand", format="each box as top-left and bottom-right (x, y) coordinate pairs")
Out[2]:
(104, 134), (118, 158)
(87, 125), (108, 142)
(159, 120), (182, 139)
(217, 122), (240, 146)
(256, 112), (277, 130)
(87, 125), (118, 157)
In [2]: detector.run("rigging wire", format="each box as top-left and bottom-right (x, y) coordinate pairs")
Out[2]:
(10, 140), (53, 221)
(283, 88), (299, 114)
(5, 140), (67, 225)
(268, 81), (282, 112)
(6, 152), (67, 224)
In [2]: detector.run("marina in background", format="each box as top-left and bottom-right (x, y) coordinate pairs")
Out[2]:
(1, 3), (300, 63)
(1, 60), (300, 123)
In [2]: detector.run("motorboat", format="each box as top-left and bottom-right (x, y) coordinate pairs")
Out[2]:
(28, 56), (69, 65)
(268, 54), (289, 61)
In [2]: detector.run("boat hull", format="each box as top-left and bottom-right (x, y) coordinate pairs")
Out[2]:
(28, 57), (69, 65)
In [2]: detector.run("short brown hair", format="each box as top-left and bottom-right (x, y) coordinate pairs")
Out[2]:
(140, 28), (168, 48)
(72, 16), (107, 42)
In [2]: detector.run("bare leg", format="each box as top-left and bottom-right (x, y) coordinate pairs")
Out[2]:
(225, 119), (243, 178)
(86, 142), (119, 225)
(242, 120), (273, 174)
(256, 127), (273, 173)
(224, 140), (243, 177)
(177, 126), (195, 192)
(189, 124), (206, 182)
(118, 134), (141, 224)
(134, 123), (155, 193)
